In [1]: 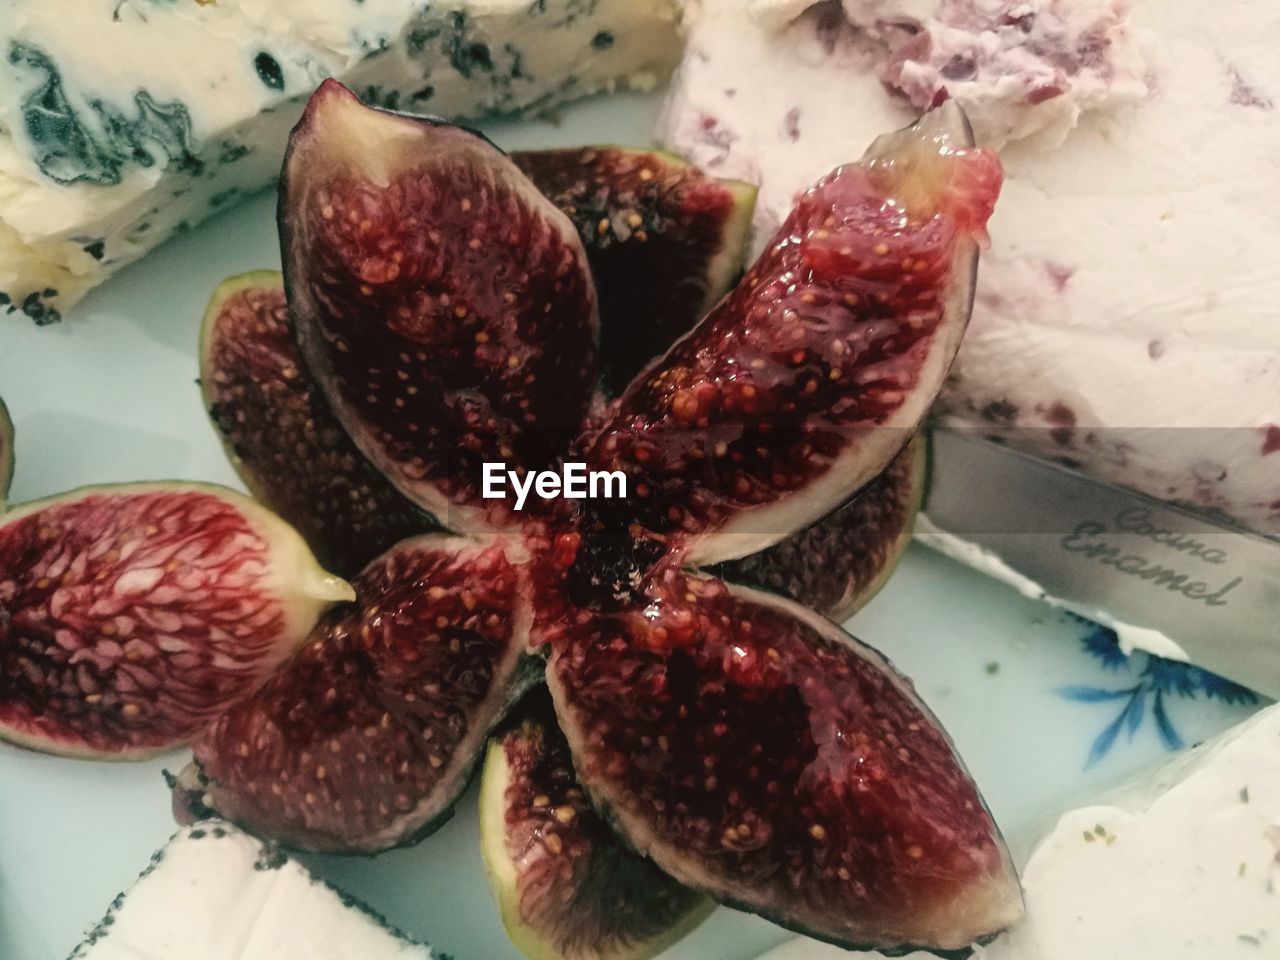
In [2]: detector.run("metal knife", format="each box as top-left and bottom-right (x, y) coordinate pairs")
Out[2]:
(922, 428), (1280, 699)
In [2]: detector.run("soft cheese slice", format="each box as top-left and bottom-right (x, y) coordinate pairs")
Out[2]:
(983, 701), (1280, 959)
(752, 702), (1280, 960)
(71, 821), (432, 959)
(0, 0), (682, 322)
(660, 0), (1280, 538)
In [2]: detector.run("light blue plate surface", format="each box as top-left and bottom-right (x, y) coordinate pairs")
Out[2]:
(0, 91), (1265, 959)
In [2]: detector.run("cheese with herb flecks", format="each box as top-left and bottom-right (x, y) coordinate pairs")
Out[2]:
(0, 0), (682, 323)
(72, 821), (433, 959)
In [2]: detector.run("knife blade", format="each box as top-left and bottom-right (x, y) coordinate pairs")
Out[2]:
(922, 428), (1280, 698)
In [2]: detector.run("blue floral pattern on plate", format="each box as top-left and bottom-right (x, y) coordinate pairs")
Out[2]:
(1057, 620), (1260, 766)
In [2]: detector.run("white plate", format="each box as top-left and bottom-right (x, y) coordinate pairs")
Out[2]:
(0, 91), (1265, 959)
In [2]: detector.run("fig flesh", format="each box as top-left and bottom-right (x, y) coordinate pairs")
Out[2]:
(281, 81), (599, 535)
(0, 396), (12, 510)
(717, 435), (925, 622)
(481, 689), (713, 960)
(0, 483), (351, 759)
(581, 103), (1001, 566)
(544, 569), (1022, 953)
(513, 148), (757, 395)
(182, 534), (537, 853)
(199, 271), (434, 576)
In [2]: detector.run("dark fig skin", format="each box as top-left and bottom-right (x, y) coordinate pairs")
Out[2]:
(200, 272), (435, 577)
(183, 534), (537, 853)
(544, 569), (1022, 953)
(716, 435), (925, 622)
(281, 80), (600, 535)
(0, 483), (350, 759)
(514, 148), (756, 396)
(481, 689), (713, 960)
(0, 396), (13, 509)
(579, 103), (1002, 570)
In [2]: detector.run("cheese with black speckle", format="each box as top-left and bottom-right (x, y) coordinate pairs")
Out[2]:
(72, 821), (433, 959)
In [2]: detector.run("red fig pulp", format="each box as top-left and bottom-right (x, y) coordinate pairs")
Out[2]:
(184, 534), (536, 852)
(0, 484), (350, 759)
(545, 569), (1022, 952)
(513, 148), (756, 395)
(481, 689), (712, 960)
(581, 103), (1001, 566)
(281, 81), (599, 534)
(717, 436), (925, 622)
(200, 272), (434, 576)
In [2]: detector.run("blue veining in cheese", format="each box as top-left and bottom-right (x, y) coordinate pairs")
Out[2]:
(0, 0), (683, 322)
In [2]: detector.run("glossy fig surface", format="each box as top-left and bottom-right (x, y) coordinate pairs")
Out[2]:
(580, 103), (1000, 566)
(481, 689), (712, 960)
(545, 569), (1022, 952)
(281, 81), (599, 534)
(182, 534), (535, 852)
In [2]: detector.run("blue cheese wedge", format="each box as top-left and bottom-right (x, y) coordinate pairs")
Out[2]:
(0, 0), (682, 322)
(71, 821), (433, 959)
(752, 702), (1280, 960)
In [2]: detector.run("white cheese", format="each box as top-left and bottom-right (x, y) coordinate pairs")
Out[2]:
(982, 701), (1280, 959)
(659, 0), (1280, 538)
(811, 0), (1148, 149)
(754, 702), (1280, 960)
(71, 821), (433, 960)
(0, 0), (682, 322)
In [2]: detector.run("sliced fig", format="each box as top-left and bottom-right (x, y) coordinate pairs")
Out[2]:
(199, 271), (434, 576)
(716, 435), (925, 622)
(481, 688), (713, 960)
(581, 103), (1001, 567)
(545, 568), (1022, 953)
(183, 533), (537, 853)
(0, 396), (12, 510)
(281, 81), (599, 534)
(0, 483), (352, 759)
(513, 148), (756, 395)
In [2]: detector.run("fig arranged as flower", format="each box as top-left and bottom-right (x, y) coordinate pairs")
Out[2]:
(181, 81), (1016, 956)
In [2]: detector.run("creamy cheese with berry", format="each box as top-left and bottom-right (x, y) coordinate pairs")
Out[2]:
(752, 0), (1148, 148)
(754, 702), (1280, 959)
(0, 0), (682, 322)
(71, 821), (433, 959)
(660, 0), (1280, 537)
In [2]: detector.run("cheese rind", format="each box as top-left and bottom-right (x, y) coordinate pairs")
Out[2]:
(0, 0), (683, 322)
(71, 821), (433, 959)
